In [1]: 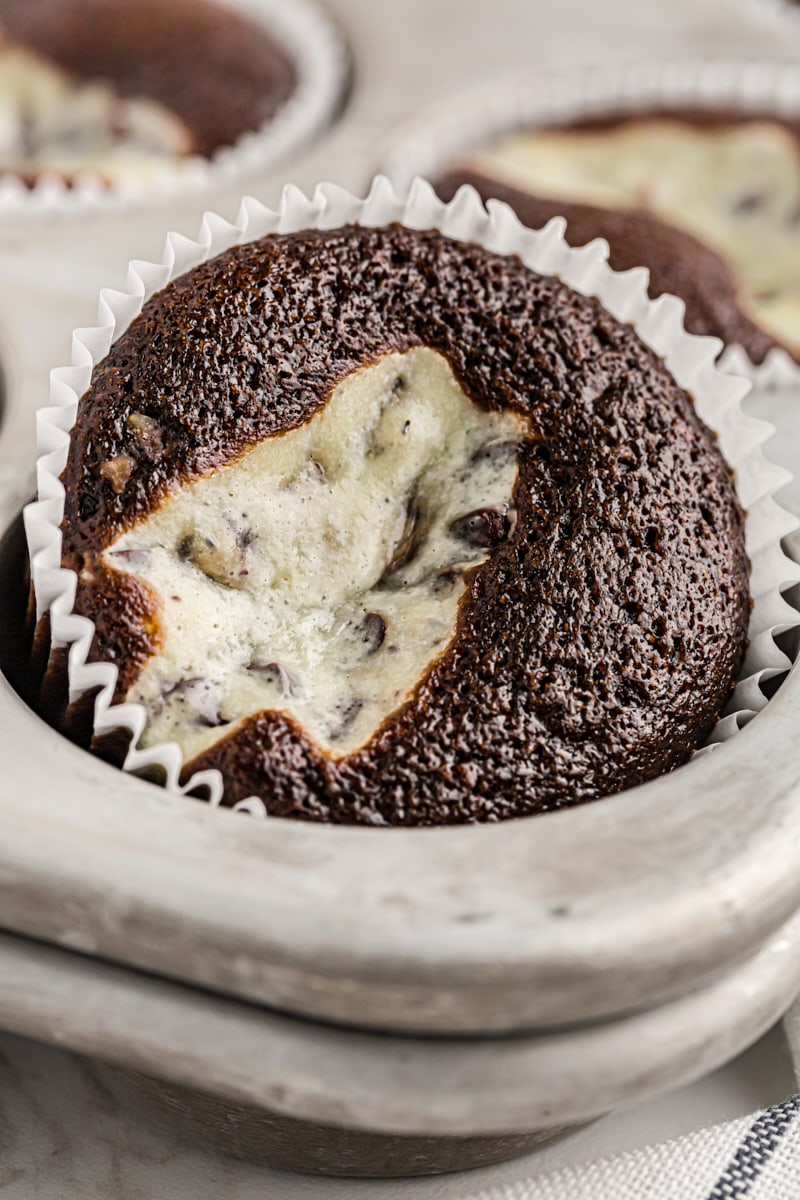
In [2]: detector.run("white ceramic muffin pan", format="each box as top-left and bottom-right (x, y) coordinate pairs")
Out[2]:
(2, 0), (800, 1180)
(16, 173), (800, 1018)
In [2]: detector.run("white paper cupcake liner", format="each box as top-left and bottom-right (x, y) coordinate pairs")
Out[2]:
(22, 176), (800, 813)
(379, 58), (800, 388)
(0, 0), (348, 220)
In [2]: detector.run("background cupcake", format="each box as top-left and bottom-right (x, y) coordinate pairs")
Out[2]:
(0, 0), (296, 186)
(382, 61), (800, 378)
(0, 0), (347, 208)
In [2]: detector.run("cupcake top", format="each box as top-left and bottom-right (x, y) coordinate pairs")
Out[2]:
(0, 0), (296, 184)
(437, 112), (800, 364)
(59, 224), (749, 825)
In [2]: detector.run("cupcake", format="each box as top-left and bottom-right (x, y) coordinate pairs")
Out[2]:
(30, 207), (753, 826)
(0, 0), (297, 187)
(435, 111), (800, 367)
(379, 63), (800, 374)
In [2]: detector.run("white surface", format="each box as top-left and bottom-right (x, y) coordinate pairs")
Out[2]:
(0, 1026), (793, 1198)
(3, 0), (800, 1192)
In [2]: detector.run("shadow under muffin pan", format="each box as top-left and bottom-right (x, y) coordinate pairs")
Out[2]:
(380, 58), (800, 387)
(5, 182), (800, 1174)
(0, 0), (349, 215)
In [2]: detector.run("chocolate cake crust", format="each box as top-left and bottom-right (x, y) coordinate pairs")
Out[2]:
(59, 224), (750, 825)
(0, 0), (297, 158)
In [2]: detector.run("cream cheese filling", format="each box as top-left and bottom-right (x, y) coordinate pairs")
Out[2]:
(0, 38), (193, 182)
(467, 120), (800, 351)
(105, 348), (524, 761)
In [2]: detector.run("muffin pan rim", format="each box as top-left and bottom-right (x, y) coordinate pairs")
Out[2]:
(0, 908), (799, 1139)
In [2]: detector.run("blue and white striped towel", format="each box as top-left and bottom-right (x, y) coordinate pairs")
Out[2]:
(469, 1096), (800, 1200)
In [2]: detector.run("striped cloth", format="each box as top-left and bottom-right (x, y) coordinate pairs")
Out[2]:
(469, 1097), (800, 1200)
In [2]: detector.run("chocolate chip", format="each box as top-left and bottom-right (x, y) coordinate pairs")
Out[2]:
(361, 612), (386, 654)
(329, 698), (363, 741)
(248, 661), (295, 697)
(283, 459), (326, 491)
(79, 492), (99, 520)
(391, 375), (406, 394)
(384, 500), (420, 575)
(431, 569), (459, 595)
(107, 547), (150, 567)
(170, 677), (224, 727)
(196, 711), (226, 728)
(231, 518), (256, 549)
(471, 438), (518, 466)
(733, 191), (766, 213)
(449, 505), (511, 548)
(177, 528), (249, 588)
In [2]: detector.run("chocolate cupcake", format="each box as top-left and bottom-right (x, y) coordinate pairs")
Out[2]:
(0, 0), (347, 211)
(0, 0), (296, 185)
(28, 203), (754, 826)
(382, 63), (800, 374)
(435, 112), (800, 366)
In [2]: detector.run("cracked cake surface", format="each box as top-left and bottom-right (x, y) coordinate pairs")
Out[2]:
(55, 223), (750, 825)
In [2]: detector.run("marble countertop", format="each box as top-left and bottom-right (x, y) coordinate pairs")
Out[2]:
(0, 1026), (794, 1199)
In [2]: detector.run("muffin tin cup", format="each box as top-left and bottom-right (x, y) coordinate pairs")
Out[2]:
(22, 175), (800, 814)
(379, 57), (800, 386)
(0, 0), (349, 220)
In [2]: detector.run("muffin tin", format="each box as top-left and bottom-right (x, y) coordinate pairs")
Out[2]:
(2, 185), (800, 1177)
(2, 0), (800, 1182)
